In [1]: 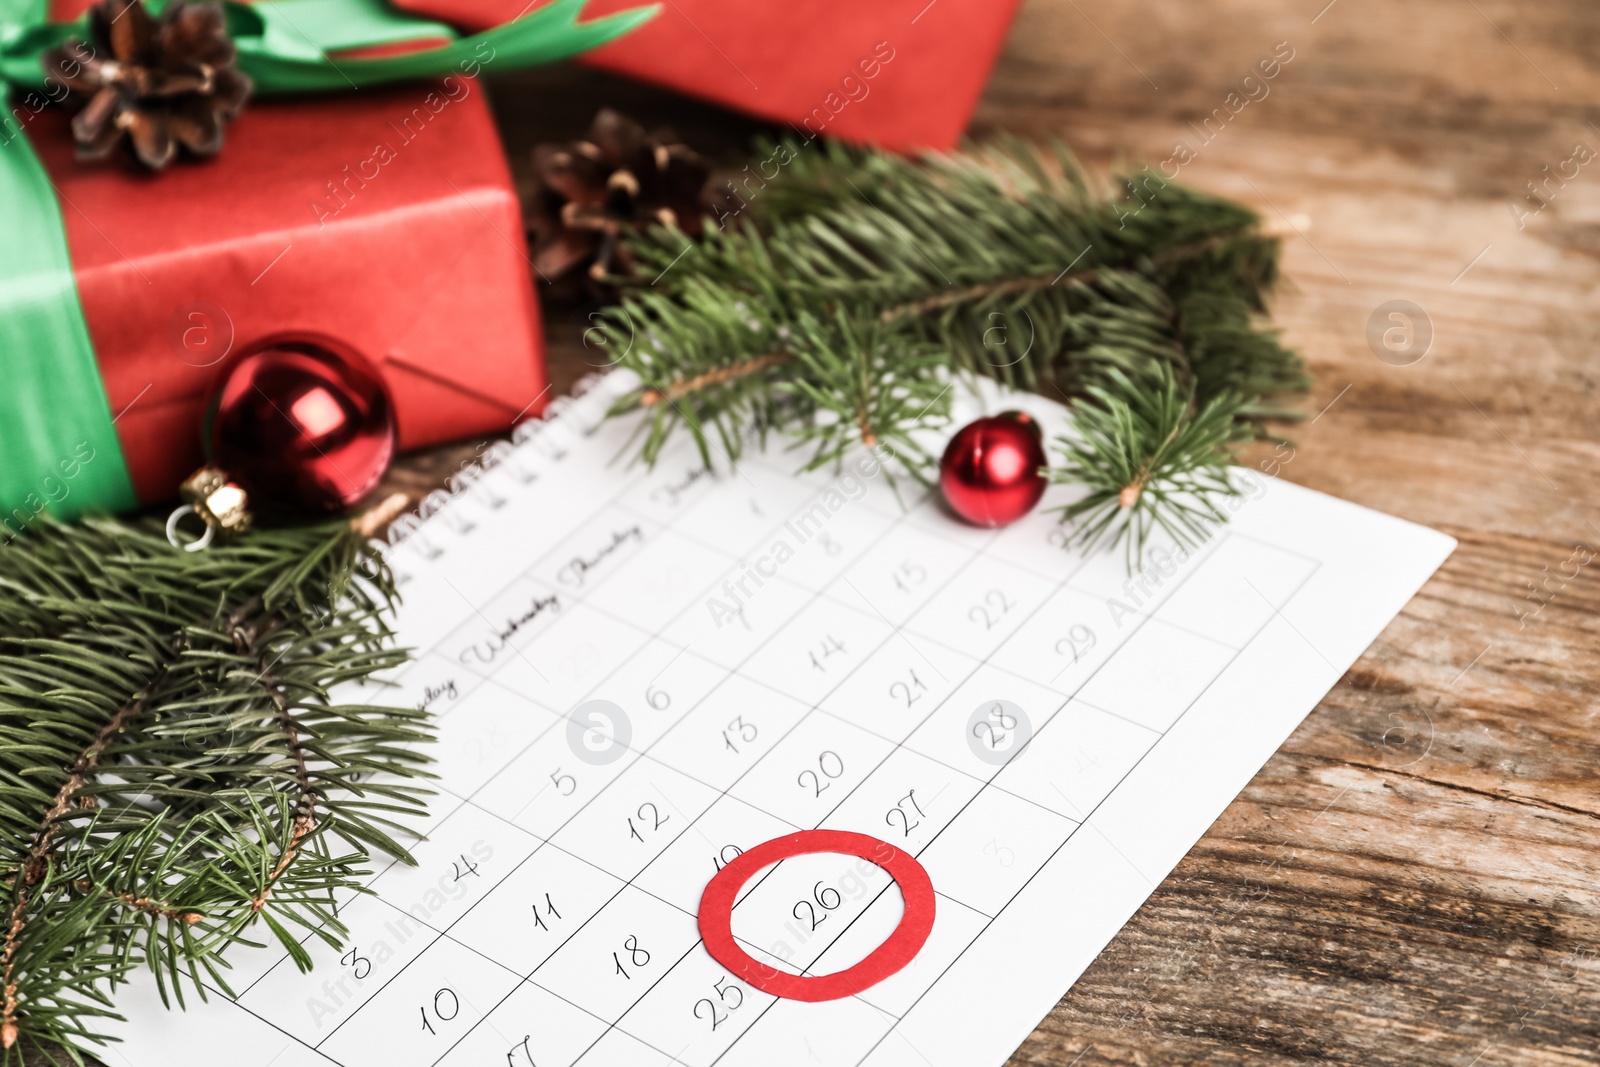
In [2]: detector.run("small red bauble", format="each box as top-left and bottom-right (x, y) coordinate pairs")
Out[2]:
(205, 339), (395, 516)
(939, 410), (1048, 527)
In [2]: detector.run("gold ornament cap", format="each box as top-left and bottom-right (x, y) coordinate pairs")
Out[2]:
(166, 467), (252, 551)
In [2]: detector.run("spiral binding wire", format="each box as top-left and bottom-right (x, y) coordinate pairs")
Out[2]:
(374, 370), (635, 578)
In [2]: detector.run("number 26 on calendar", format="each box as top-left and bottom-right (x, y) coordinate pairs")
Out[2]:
(793, 880), (842, 930)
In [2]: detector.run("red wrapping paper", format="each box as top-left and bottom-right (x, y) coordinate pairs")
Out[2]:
(28, 78), (547, 505)
(391, 0), (1022, 150)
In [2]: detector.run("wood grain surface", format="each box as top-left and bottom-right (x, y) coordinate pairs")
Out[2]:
(370, 1), (1600, 1064)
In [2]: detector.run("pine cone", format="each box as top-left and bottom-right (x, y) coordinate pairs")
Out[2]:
(46, 0), (251, 171)
(528, 109), (715, 298)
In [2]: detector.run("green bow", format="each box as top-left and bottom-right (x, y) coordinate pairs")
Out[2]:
(1, 0), (656, 92)
(0, 0), (655, 528)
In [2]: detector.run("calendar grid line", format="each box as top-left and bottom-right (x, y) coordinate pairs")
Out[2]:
(420, 884), (988, 1067)
(510, 442), (1084, 1061)
(551, 489), (1008, 1064)
(405, 439), (974, 1066)
(625, 492), (1063, 586)
(418, 429), (741, 679)
(710, 528), (1267, 1063)
(226, 783), (478, 1002)
(361, 491), (843, 1054)
(101, 376), (1455, 1067)
(224, 482), (1198, 1062)
(700, 525), (1120, 1065)
(629, 472), (1325, 631)
(232, 824), (925, 1067)
(588, 523), (1250, 699)
(295, 447), (768, 1049)
(425, 636), (1114, 851)
(846, 561), (1324, 1067)
(213, 505), (1243, 1066)
(376, 754), (1004, 944)
(896, 591), (1243, 661)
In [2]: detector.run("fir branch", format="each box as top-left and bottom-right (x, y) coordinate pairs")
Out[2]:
(1047, 366), (1251, 568)
(603, 134), (1307, 560)
(638, 351), (791, 407)
(0, 514), (432, 1061)
(243, 630), (319, 914)
(70, 880), (202, 926)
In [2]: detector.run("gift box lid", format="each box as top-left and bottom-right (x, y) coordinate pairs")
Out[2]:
(391, 0), (1022, 150)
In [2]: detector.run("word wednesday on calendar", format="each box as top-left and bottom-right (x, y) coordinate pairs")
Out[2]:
(107, 372), (1454, 1067)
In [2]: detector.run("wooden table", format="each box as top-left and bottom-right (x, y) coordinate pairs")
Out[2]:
(384, 1), (1600, 1062)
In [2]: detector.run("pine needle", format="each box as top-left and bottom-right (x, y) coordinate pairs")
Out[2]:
(1048, 365), (1251, 569)
(0, 517), (430, 1061)
(601, 135), (1307, 561)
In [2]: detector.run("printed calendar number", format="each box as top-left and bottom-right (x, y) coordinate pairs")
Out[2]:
(692, 976), (745, 1030)
(966, 699), (1033, 766)
(507, 1034), (536, 1067)
(722, 715), (759, 753)
(463, 723), (510, 766)
(613, 934), (650, 978)
(972, 702), (1019, 750)
(888, 668), (927, 709)
(797, 750), (845, 797)
(892, 559), (927, 592)
(968, 588), (1018, 631)
(1055, 624), (1097, 664)
(419, 988), (460, 1035)
(793, 879), (843, 931)
(530, 892), (562, 933)
(1068, 744), (1104, 774)
(885, 789), (925, 837)
(627, 802), (670, 842)
(339, 947), (371, 980)
(984, 838), (1017, 868)
(808, 634), (848, 673)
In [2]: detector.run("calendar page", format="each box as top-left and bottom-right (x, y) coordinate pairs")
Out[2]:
(105, 371), (1454, 1067)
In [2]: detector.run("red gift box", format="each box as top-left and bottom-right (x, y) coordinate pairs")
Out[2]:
(27, 77), (547, 506)
(394, 0), (1022, 151)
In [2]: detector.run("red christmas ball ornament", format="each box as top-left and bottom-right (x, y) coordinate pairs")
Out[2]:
(204, 339), (395, 517)
(939, 410), (1048, 527)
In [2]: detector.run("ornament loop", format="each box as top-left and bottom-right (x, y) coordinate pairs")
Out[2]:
(165, 505), (216, 553)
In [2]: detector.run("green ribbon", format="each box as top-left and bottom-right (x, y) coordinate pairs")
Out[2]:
(0, 11), (137, 528)
(0, 0), (656, 524)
